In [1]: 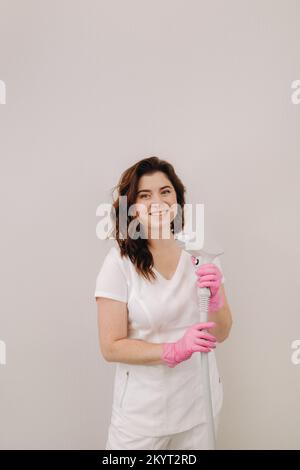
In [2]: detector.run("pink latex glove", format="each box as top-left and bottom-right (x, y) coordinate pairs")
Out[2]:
(191, 257), (225, 313)
(161, 322), (217, 368)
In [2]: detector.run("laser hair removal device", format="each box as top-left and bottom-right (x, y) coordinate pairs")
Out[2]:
(175, 231), (224, 450)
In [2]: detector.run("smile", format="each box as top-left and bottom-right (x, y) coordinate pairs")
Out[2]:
(149, 209), (169, 215)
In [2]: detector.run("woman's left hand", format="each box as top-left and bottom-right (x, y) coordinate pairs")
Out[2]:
(191, 257), (225, 312)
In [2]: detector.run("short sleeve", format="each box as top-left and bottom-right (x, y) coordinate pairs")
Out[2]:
(213, 256), (225, 284)
(94, 247), (128, 303)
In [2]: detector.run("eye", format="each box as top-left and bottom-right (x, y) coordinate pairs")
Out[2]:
(140, 194), (149, 199)
(162, 189), (171, 195)
(194, 258), (200, 266)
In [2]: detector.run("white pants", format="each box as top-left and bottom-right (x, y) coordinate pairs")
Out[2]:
(105, 414), (220, 450)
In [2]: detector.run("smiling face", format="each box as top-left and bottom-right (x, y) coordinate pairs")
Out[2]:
(134, 171), (178, 237)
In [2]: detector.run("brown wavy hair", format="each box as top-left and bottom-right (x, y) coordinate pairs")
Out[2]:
(108, 156), (187, 282)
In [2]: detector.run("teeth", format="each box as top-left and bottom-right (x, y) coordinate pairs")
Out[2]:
(149, 210), (168, 215)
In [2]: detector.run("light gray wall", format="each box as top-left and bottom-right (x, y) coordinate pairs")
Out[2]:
(0, 0), (299, 450)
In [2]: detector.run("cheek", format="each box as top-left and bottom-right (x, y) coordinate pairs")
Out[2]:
(136, 202), (150, 216)
(169, 200), (178, 217)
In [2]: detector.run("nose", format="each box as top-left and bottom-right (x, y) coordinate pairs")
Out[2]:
(150, 200), (168, 213)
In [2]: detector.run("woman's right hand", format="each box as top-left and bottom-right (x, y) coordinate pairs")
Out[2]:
(161, 322), (217, 368)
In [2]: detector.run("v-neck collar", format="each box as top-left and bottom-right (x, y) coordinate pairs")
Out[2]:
(152, 249), (185, 283)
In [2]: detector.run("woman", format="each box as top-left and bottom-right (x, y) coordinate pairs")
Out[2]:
(94, 156), (233, 450)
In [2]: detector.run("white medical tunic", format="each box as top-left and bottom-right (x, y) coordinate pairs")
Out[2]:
(94, 242), (225, 437)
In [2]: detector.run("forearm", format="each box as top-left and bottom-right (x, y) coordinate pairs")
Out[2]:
(105, 338), (165, 365)
(208, 303), (232, 342)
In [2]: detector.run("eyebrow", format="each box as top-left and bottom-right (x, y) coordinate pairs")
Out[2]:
(137, 185), (172, 195)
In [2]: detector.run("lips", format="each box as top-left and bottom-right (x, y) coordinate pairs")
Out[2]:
(149, 209), (169, 215)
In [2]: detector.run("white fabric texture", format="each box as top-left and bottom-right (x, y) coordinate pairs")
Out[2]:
(105, 412), (220, 450)
(94, 241), (225, 437)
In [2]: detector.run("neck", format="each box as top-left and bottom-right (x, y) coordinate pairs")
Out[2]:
(147, 232), (178, 252)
